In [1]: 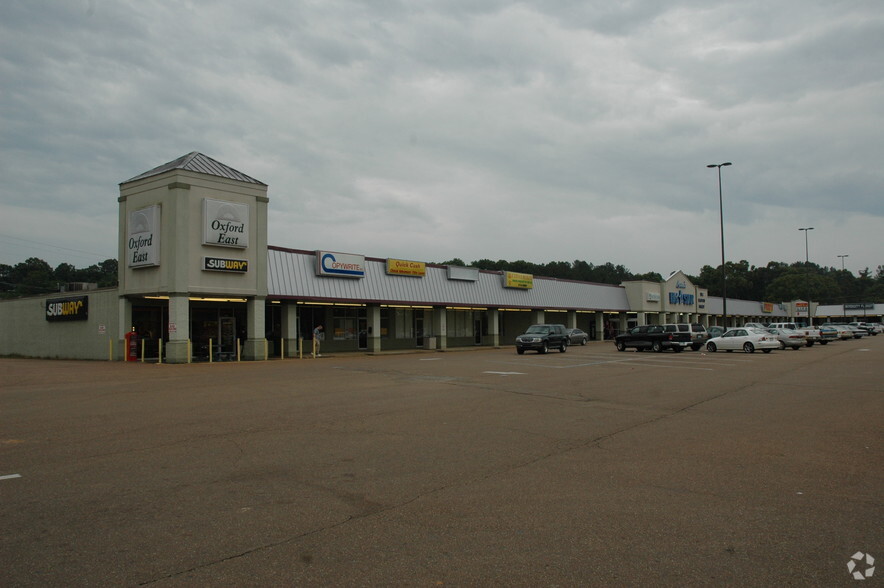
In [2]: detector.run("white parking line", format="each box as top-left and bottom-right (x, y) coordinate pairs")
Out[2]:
(0, 474), (22, 481)
(483, 371), (525, 376)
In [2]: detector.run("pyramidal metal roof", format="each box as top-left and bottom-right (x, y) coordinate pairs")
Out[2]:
(122, 152), (266, 185)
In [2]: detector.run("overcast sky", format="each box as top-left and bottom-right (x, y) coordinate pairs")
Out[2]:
(2, 1), (882, 279)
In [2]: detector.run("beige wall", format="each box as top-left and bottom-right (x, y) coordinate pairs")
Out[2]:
(0, 289), (121, 360)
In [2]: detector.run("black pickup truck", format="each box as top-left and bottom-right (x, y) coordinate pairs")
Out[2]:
(614, 325), (692, 353)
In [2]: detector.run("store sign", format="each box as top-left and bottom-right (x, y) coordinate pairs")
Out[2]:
(46, 296), (88, 322)
(503, 271), (533, 289)
(447, 265), (478, 282)
(203, 257), (249, 273)
(127, 205), (161, 268)
(668, 280), (694, 305)
(203, 198), (249, 248)
(844, 303), (874, 310)
(795, 301), (808, 316)
(316, 251), (365, 278)
(647, 292), (661, 302)
(762, 302), (774, 313)
(387, 258), (426, 277)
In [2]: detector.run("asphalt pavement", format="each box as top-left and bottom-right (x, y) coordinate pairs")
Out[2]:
(1, 334), (881, 586)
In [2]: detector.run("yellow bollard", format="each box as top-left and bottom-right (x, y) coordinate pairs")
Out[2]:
(158, 339), (163, 364)
(299, 337), (303, 359)
(280, 338), (285, 360)
(141, 338), (145, 363)
(209, 338), (213, 363)
(187, 339), (191, 364)
(109, 338), (113, 361)
(236, 338), (241, 362)
(264, 339), (268, 361)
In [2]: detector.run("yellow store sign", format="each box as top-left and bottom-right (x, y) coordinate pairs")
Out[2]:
(387, 258), (426, 277)
(504, 271), (533, 289)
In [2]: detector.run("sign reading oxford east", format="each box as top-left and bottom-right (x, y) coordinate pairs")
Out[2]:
(316, 251), (365, 278)
(387, 258), (426, 277)
(203, 257), (249, 273)
(46, 296), (88, 322)
(127, 205), (161, 268)
(203, 199), (249, 249)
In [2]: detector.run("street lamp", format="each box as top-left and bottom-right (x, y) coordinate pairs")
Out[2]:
(837, 254), (849, 271)
(707, 162), (732, 327)
(799, 227), (814, 326)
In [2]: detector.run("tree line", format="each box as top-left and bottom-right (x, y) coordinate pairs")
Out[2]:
(2, 256), (882, 304)
(0, 258), (118, 299)
(441, 258), (884, 304)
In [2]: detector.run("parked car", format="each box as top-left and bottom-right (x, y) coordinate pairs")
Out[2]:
(849, 322), (880, 336)
(705, 328), (779, 353)
(707, 325), (725, 339)
(766, 327), (805, 350)
(743, 322), (767, 329)
(768, 322), (823, 346)
(844, 324), (866, 339)
(515, 324), (569, 354)
(817, 325), (839, 343)
(821, 323), (854, 340)
(566, 328), (589, 345)
(614, 324), (692, 352)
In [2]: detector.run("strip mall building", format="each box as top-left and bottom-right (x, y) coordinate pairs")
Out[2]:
(2, 153), (877, 362)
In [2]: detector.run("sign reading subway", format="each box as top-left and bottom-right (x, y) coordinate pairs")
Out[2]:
(46, 296), (88, 322)
(203, 257), (249, 273)
(204, 198), (249, 248)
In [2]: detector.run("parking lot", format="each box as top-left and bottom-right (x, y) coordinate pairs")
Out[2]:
(1, 335), (882, 586)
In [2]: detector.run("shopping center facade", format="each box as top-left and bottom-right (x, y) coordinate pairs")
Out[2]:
(1, 153), (877, 362)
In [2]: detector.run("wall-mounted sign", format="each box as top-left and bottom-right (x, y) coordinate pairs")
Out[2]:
(844, 303), (874, 310)
(668, 291), (695, 305)
(646, 292), (661, 302)
(316, 251), (365, 278)
(795, 301), (808, 316)
(762, 302), (774, 313)
(127, 205), (161, 268)
(46, 296), (88, 322)
(503, 271), (533, 289)
(387, 258), (426, 277)
(447, 265), (478, 281)
(203, 257), (249, 273)
(203, 198), (249, 248)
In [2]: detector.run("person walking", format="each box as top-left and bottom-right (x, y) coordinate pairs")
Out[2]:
(312, 324), (324, 358)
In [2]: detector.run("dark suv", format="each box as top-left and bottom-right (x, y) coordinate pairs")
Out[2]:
(515, 324), (569, 354)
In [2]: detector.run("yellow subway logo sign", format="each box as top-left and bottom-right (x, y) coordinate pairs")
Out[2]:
(46, 296), (88, 322)
(203, 257), (249, 273)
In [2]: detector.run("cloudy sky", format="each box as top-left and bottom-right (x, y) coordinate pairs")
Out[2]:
(2, 1), (882, 278)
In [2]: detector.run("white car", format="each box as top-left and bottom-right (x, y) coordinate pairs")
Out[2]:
(766, 327), (805, 350)
(850, 322), (881, 336)
(706, 328), (780, 353)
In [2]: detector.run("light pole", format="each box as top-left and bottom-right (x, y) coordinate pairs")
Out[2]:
(708, 162), (732, 327)
(799, 227), (814, 325)
(837, 254), (848, 271)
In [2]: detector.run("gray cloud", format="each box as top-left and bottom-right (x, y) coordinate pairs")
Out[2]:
(0, 0), (881, 275)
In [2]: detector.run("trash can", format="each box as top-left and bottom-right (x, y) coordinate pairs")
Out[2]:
(426, 337), (436, 350)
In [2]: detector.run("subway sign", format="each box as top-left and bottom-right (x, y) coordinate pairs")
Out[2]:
(46, 296), (88, 322)
(203, 257), (249, 273)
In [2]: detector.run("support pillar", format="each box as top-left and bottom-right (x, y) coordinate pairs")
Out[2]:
(594, 312), (604, 341)
(282, 303), (299, 357)
(488, 309), (500, 347)
(242, 296), (266, 361)
(165, 294), (190, 364)
(368, 304), (382, 353)
(432, 307), (447, 350)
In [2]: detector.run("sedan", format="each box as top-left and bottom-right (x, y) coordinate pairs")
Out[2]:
(822, 323), (854, 340)
(766, 327), (805, 350)
(705, 328), (779, 353)
(566, 328), (589, 345)
(706, 325), (726, 339)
